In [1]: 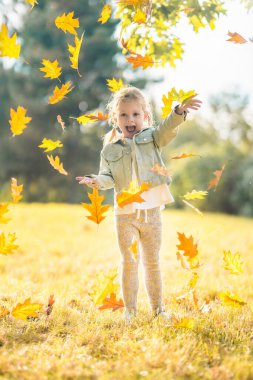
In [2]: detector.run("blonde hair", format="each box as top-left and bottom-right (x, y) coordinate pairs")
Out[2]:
(103, 86), (153, 145)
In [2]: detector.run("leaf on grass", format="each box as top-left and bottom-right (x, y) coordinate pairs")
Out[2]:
(0, 306), (10, 317)
(55, 12), (79, 35)
(68, 33), (84, 76)
(182, 190), (208, 200)
(0, 232), (19, 255)
(12, 298), (43, 321)
(106, 78), (125, 92)
(182, 200), (203, 217)
(171, 153), (199, 160)
(208, 164), (226, 190)
(9, 106), (31, 136)
(47, 155), (68, 175)
(38, 138), (63, 152)
(11, 178), (23, 203)
(98, 292), (124, 311)
(0, 203), (11, 224)
(40, 59), (62, 80)
(46, 294), (55, 316)
(98, 5), (112, 24)
(227, 31), (247, 44)
(150, 164), (172, 177)
(116, 181), (150, 208)
(0, 23), (21, 59)
(223, 250), (243, 275)
(173, 316), (194, 329)
(219, 290), (246, 307)
(82, 188), (110, 224)
(89, 267), (120, 305)
(48, 82), (74, 105)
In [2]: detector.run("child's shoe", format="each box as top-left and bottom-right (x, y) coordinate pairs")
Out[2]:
(123, 308), (136, 325)
(154, 307), (172, 323)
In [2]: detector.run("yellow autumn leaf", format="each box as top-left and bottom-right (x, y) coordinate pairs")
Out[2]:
(161, 88), (196, 118)
(48, 82), (73, 105)
(72, 114), (96, 126)
(9, 106), (31, 136)
(82, 188), (110, 225)
(0, 203), (11, 224)
(25, 0), (38, 9)
(161, 94), (173, 119)
(182, 190), (208, 200)
(219, 290), (246, 307)
(12, 298), (43, 321)
(38, 138), (63, 152)
(223, 250), (243, 275)
(116, 181), (151, 208)
(55, 12), (79, 35)
(133, 9), (147, 23)
(68, 33), (84, 77)
(186, 272), (199, 291)
(88, 267), (120, 305)
(106, 78), (125, 92)
(98, 4), (112, 24)
(0, 232), (19, 255)
(189, 14), (205, 32)
(11, 178), (23, 203)
(173, 316), (194, 329)
(129, 239), (138, 261)
(47, 155), (68, 175)
(0, 23), (21, 59)
(40, 59), (62, 80)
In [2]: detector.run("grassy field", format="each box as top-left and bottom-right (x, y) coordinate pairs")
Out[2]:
(0, 203), (253, 380)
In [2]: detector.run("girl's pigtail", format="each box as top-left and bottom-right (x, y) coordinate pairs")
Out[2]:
(103, 127), (121, 146)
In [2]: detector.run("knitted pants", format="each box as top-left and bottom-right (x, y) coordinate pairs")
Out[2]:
(114, 207), (165, 314)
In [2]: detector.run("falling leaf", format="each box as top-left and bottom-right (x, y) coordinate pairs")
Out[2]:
(82, 188), (110, 224)
(0, 306), (10, 317)
(85, 112), (109, 121)
(161, 95), (173, 119)
(46, 294), (55, 316)
(176, 251), (201, 270)
(9, 106), (32, 136)
(98, 4), (112, 24)
(182, 200), (203, 217)
(38, 138), (63, 152)
(11, 178), (23, 203)
(219, 290), (246, 307)
(208, 164), (226, 190)
(71, 114), (97, 126)
(129, 239), (138, 261)
(0, 203), (11, 224)
(55, 12), (79, 35)
(57, 115), (66, 131)
(227, 31), (247, 44)
(133, 9), (147, 23)
(186, 272), (199, 291)
(25, 0), (38, 8)
(161, 88), (196, 118)
(223, 250), (243, 275)
(12, 298), (43, 321)
(0, 232), (18, 255)
(47, 155), (68, 175)
(106, 78), (125, 92)
(116, 181), (151, 208)
(126, 53), (155, 70)
(0, 23), (21, 59)
(171, 153), (199, 160)
(48, 82), (74, 105)
(150, 164), (172, 177)
(173, 316), (194, 329)
(89, 267), (120, 305)
(40, 59), (62, 80)
(176, 232), (198, 260)
(182, 190), (208, 200)
(68, 33), (84, 76)
(98, 292), (124, 311)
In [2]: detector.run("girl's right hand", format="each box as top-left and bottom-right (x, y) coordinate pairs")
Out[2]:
(75, 176), (98, 188)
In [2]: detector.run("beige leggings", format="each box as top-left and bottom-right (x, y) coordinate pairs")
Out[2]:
(114, 207), (165, 315)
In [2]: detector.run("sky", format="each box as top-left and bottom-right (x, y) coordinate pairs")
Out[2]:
(142, 0), (253, 120)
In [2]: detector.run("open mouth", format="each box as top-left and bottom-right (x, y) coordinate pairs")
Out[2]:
(126, 125), (136, 133)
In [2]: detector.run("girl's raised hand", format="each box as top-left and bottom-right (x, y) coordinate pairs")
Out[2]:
(177, 94), (202, 114)
(75, 176), (98, 188)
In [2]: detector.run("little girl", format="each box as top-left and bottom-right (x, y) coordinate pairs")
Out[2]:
(76, 86), (202, 323)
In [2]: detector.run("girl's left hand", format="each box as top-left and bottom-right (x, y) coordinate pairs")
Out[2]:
(177, 94), (202, 114)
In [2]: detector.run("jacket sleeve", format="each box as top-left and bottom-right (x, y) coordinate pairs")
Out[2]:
(87, 153), (115, 190)
(153, 107), (187, 148)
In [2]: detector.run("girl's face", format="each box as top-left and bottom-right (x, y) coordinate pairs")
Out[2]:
(116, 100), (148, 138)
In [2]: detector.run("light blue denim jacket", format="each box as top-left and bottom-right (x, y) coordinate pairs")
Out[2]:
(90, 108), (186, 193)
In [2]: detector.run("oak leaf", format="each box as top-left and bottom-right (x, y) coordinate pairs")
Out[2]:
(0, 23), (21, 59)
(208, 164), (226, 190)
(176, 232), (198, 260)
(72, 114), (96, 126)
(98, 292), (124, 311)
(38, 138), (63, 152)
(82, 188), (110, 224)
(116, 181), (151, 208)
(89, 267), (119, 305)
(182, 190), (208, 200)
(171, 153), (199, 160)
(162, 88), (196, 118)
(9, 106), (31, 136)
(47, 155), (68, 175)
(223, 250), (243, 275)
(12, 298), (43, 321)
(68, 33), (84, 76)
(0, 232), (18, 255)
(106, 78), (125, 92)
(98, 5), (112, 24)
(126, 53), (154, 70)
(40, 59), (62, 80)
(55, 12), (79, 35)
(11, 178), (23, 203)
(227, 31), (247, 44)
(219, 290), (246, 307)
(0, 203), (11, 224)
(48, 82), (74, 105)
(85, 112), (109, 121)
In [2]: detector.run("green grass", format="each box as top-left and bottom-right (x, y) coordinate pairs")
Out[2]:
(0, 203), (253, 380)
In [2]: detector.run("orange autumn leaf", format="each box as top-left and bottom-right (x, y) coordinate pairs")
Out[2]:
(57, 115), (66, 131)
(116, 181), (150, 208)
(85, 112), (109, 121)
(208, 164), (226, 190)
(47, 155), (68, 175)
(98, 292), (124, 311)
(0, 203), (11, 224)
(11, 298), (43, 321)
(227, 31), (247, 44)
(150, 164), (172, 177)
(48, 82), (74, 105)
(11, 178), (23, 203)
(82, 188), (110, 224)
(0, 306), (10, 317)
(126, 53), (155, 70)
(176, 232), (198, 260)
(46, 294), (55, 316)
(171, 153), (199, 160)
(98, 4), (112, 24)
(55, 12), (79, 35)
(9, 106), (32, 136)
